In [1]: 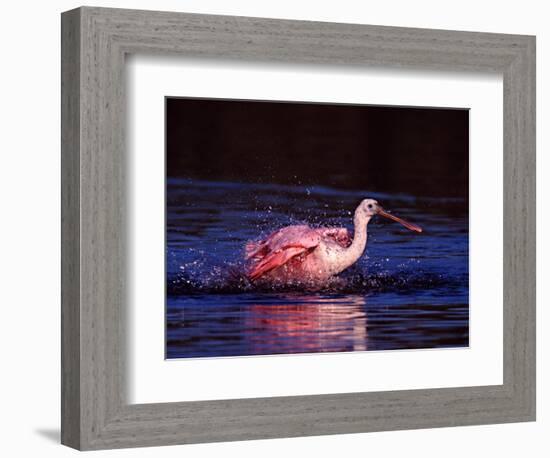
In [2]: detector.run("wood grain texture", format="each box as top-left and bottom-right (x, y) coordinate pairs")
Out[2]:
(60, 8), (81, 449)
(61, 6), (536, 450)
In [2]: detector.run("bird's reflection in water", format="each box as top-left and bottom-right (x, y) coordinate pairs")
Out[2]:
(244, 295), (368, 355)
(166, 294), (469, 358)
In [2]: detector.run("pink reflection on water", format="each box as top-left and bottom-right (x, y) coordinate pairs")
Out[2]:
(244, 295), (368, 355)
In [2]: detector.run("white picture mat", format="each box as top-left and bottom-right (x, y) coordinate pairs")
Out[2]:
(127, 55), (503, 404)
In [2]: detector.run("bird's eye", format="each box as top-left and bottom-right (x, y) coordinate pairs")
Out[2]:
(367, 204), (373, 209)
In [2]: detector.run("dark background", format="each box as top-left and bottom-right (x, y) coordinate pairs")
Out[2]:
(166, 97), (468, 199)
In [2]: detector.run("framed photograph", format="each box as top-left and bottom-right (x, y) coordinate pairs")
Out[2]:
(61, 6), (535, 450)
(164, 98), (467, 359)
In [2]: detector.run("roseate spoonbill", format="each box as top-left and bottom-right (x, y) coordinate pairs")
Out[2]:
(245, 199), (422, 283)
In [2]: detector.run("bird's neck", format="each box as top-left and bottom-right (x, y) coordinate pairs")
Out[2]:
(336, 211), (370, 273)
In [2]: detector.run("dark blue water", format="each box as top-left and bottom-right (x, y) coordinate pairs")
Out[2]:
(166, 179), (469, 359)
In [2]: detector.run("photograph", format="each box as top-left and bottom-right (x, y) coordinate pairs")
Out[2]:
(165, 97), (469, 359)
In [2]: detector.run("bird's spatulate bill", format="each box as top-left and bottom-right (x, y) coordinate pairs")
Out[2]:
(378, 209), (423, 233)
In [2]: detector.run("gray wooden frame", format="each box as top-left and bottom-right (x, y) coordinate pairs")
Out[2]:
(61, 6), (536, 451)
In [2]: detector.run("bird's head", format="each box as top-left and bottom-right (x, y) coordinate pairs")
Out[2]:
(358, 198), (422, 233)
(358, 198), (381, 217)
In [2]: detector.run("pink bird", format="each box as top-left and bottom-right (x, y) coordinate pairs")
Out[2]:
(245, 199), (422, 284)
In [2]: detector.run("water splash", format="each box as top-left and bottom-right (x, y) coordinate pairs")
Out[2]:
(168, 261), (465, 296)
(167, 178), (468, 299)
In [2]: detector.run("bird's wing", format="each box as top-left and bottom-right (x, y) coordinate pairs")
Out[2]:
(245, 240), (268, 260)
(316, 227), (352, 248)
(247, 226), (320, 280)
